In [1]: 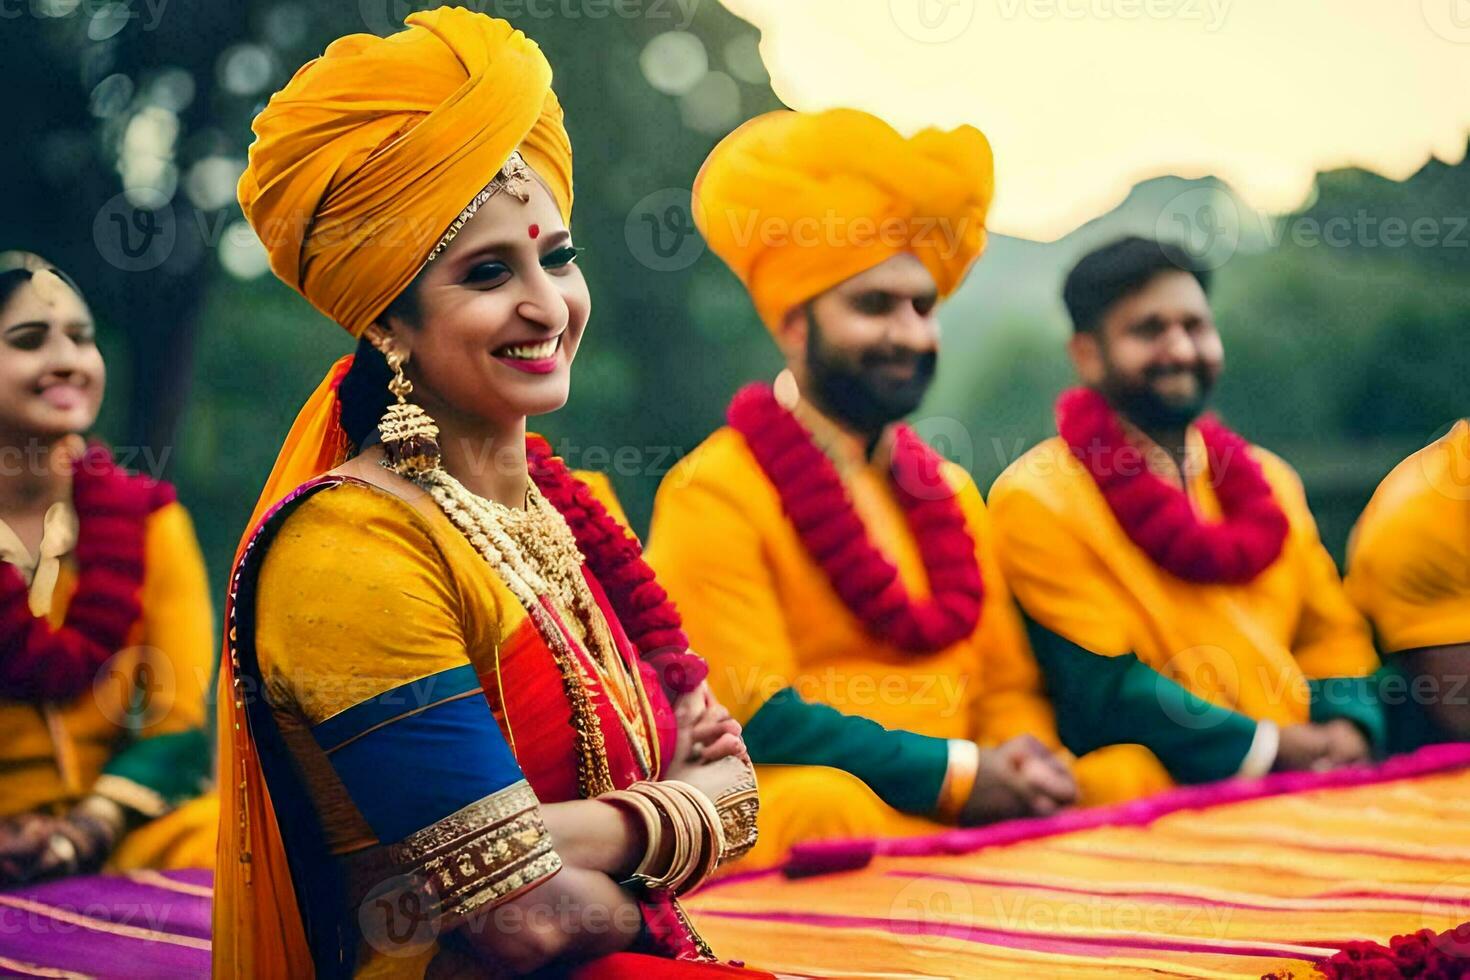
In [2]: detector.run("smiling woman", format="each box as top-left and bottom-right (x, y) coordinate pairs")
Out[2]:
(216, 9), (761, 980)
(0, 251), (216, 888)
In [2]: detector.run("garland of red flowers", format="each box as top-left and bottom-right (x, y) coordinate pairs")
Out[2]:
(0, 444), (173, 702)
(526, 435), (708, 697)
(1307, 920), (1470, 979)
(1056, 387), (1289, 585)
(726, 383), (983, 653)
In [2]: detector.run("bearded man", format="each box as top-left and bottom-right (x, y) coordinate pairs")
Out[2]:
(989, 236), (1385, 788)
(647, 110), (1154, 867)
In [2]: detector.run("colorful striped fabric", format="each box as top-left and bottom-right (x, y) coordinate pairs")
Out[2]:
(684, 744), (1470, 979)
(0, 868), (770, 978)
(0, 867), (211, 978)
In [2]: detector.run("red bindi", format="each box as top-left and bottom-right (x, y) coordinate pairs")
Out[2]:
(528, 223), (540, 240)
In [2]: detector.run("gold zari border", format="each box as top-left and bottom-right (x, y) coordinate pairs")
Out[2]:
(390, 779), (562, 918)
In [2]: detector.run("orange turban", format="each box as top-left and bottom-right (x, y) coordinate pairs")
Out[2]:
(218, 11), (573, 976)
(693, 108), (993, 331)
(238, 5), (573, 338)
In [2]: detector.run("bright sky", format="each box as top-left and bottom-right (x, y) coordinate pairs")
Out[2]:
(717, 0), (1470, 241)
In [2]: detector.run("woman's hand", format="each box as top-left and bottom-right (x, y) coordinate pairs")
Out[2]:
(670, 680), (748, 769)
(664, 754), (753, 809)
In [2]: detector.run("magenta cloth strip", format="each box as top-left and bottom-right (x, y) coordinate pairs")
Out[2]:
(748, 743), (1470, 881)
(0, 871), (211, 978)
(698, 909), (1329, 961)
(881, 870), (1470, 914)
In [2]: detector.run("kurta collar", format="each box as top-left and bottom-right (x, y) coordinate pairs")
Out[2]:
(0, 501), (79, 616)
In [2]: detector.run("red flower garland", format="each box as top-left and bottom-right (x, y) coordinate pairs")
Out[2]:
(0, 444), (173, 702)
(1313, 921), (1470, 979)
(727, 383), (984, 653)
(526, 435), (708, 696)
(1056, 387), (1289, 585)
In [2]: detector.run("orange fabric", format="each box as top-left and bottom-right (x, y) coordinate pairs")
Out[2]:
(219, 9), (578, 976)
(237, 6), (572, 339)
(693, 108), (993, 330)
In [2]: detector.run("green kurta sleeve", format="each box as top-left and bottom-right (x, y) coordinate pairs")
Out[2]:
(1025, 617), (1258, 784)
(742, 687), (950, 815)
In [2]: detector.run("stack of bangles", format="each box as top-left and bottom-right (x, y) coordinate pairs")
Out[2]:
(601, 781), (731, 895)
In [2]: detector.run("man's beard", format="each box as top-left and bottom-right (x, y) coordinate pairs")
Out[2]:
(804, 306), (937, 436)
(1100, 363), (1214, 431)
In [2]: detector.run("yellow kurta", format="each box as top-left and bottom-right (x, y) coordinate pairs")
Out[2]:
(0, 499), (217, 870)
(648, 412), (1155, 867)
(989, 431), (1381, 780)
(1346, 420), (1470, 751)
(1347, 420), (1470, 654)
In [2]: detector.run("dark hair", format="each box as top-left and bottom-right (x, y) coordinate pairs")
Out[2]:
(337, 337), (394, 451)
(337, 271), (428, 450)
(1062, 236), (1211, 334)
(0, 253), (87, 313)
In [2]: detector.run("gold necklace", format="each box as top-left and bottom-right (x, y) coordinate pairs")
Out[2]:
(414, 468), (659, 789)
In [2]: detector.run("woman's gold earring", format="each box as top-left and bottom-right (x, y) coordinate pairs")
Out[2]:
(376, 343), (442, 479)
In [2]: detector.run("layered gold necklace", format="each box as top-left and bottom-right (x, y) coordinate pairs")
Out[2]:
(415, 467), (660, 794)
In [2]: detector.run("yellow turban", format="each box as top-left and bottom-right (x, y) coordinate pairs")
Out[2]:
(238, 5), (573, 338)
(693, 108), (993, 330)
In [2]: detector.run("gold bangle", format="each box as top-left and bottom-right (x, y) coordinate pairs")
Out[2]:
(660, 781), (724, 893)
(626, 783), (692, 891)
(599, 789), (666, 882)
(646, 787), (702, 893)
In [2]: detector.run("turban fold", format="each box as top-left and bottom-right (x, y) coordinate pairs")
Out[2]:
(238, 5), (573, 338)
(693, 108), (993, 331)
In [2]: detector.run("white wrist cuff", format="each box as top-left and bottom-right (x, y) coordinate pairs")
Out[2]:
(1236, 720), (1280, 779)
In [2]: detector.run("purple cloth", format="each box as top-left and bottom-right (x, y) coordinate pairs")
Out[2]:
(0, 868), (210, 978)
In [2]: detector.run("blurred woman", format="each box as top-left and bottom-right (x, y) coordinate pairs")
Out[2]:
(0, 251), (215, 883)
(216, 9), (759, 978)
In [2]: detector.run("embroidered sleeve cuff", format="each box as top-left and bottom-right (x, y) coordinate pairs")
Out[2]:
(391, 779), (562, 924)
(1235, 720), (1279, 779)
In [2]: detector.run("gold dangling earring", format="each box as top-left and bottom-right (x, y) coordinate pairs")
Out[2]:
(375, 341), (442, 479)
